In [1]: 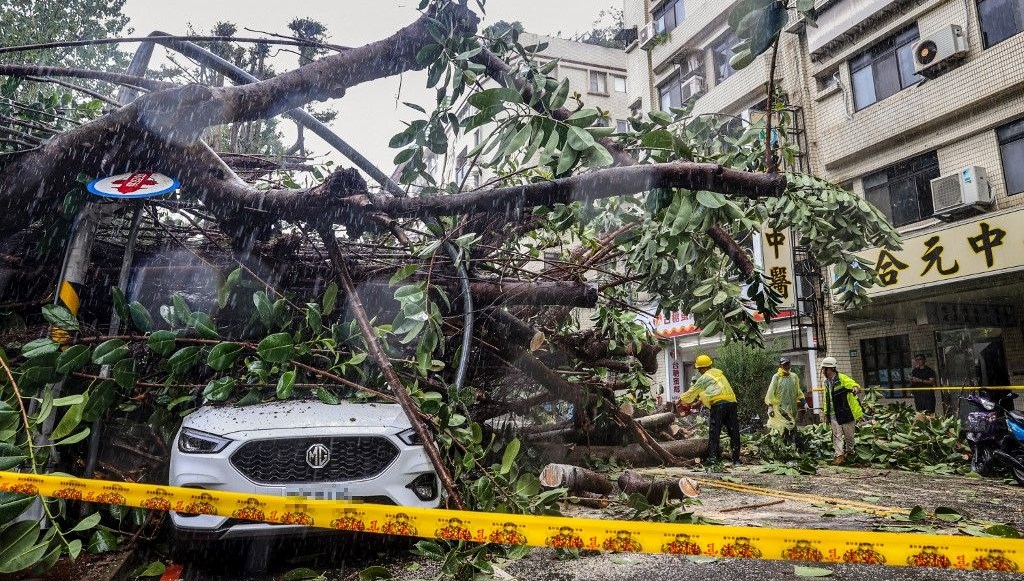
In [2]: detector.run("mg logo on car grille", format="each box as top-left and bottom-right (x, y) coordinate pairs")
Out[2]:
(305, 443), (330, 469)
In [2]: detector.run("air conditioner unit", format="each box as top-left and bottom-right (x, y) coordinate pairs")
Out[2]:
(681, 75), (705, 101)
(930, 166), (992, 219)
(912, 24), (968, 78)
(639, 22), (659, 50)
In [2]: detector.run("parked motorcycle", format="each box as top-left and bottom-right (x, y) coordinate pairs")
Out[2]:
(963, 390), (1024, 485)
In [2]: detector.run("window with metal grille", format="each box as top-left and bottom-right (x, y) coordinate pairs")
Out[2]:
(977, 0), (1024, 48)
(860, 335), (912, 398)
(997, 117), (1024, 195)
(849, 24), (921, 110)
(589, 71), (608, 94)
(863, 151), (940, 226)
(712, 31), (739, 84)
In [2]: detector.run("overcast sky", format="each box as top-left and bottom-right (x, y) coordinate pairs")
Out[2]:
(121, 0), (614, 179)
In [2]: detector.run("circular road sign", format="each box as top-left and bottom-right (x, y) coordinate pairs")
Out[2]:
(87, 171), (179, 199)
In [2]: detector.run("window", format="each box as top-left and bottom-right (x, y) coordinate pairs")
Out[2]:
(998, 117), (1024, 195)
(849, 25), (921, 110)
(616, 119), (630, 133)
(455, 147), (468, 184)
(589, 71), (608, 94)
(863, 152), (940, 226)
(612, 75), (627, 93)
(657, 61), (703, 111)
(653, 0), (686, 35)
(861, 335), (911, 398)
(978, 0), (1024, 48)
(712, 31), (739, 84)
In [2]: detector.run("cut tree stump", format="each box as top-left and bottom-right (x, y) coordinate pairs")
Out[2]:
(535, 438), (707, 467)
(635, 412), (676, 431)
(540, 463), (615, 495)
(617, 470), (700, 503)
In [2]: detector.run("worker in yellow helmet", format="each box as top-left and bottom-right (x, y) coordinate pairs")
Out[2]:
(679, 354), (740, 466)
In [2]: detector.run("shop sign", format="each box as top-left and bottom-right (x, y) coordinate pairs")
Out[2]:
(841, 208), (1024, 300)
(636, 306), (792, 339)
(761, 226), (796, 310)
(87, 171), (179, 199)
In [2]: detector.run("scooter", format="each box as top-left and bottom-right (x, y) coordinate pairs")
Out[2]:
(963, 390), (1024, 485)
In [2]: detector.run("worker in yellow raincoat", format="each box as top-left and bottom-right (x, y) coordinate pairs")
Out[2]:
(765, 357), (804, 449)
(679, 354), (740, 466)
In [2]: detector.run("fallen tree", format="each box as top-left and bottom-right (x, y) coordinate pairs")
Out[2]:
(0, 0), (903, 574)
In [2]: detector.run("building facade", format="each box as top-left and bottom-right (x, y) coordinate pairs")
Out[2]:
(624, 0), (1024, 411)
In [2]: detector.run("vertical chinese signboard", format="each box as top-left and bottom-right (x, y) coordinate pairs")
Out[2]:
(761, 226), (796, 310)
(842, 209), (1024, 300)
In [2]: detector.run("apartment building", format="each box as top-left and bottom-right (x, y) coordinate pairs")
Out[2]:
(624, 0), (1024, 410)
(621, 1), (824, 404)
(792, 0), (1024, 409)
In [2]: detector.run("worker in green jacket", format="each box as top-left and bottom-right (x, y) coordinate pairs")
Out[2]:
(680, 354), (740, 466)
(820, 357), (863, 465)
(765, 356), (804, 448)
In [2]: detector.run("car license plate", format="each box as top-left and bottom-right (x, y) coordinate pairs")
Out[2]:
(284, 484), (351, 501)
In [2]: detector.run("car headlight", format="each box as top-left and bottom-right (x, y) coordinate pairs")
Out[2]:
(177, 428), (231, 454)
(397, 427), (422, 446)
(406, 473), (438, 501)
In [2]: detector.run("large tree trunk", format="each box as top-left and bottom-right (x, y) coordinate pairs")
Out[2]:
(534, 438), (707, 466)
(617, 470), (700, 503)
(539, 463), (615, 496)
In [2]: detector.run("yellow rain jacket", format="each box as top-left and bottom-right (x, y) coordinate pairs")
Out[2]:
(679, 368), (736, 407)
(765, 368), (802, 434)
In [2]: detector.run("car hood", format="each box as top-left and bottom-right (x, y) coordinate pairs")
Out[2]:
(182, 400), (411, 436)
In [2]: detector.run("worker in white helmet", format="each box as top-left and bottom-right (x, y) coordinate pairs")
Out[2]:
(820, 356), (863, 465)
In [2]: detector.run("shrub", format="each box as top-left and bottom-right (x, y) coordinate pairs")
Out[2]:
(714, 340), (782, 424)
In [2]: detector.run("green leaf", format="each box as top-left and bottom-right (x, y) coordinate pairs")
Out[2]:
(207, 342), (244, 371)
(67, 539), (82, 560)
(112, 358), (136, 389)
(566, 125), (595, 151)
(111, 287), (130, 322)
(0, 493), (33, 523)
(50, 399), (87, 441)
(81, 380), (117, 423)
(258, 333), (294, 363)
(21, 338), (59, 359)
(322, 283), (338, 316)
(128, 301), (152, 332)
(934, 507), (963, 522)
(147, 330), (176, 356)
(358, 565), (393, 581)
(0, 521), (44, 574)
(86, 529), (118, 554)
(277, 370), (296, 400)
(0, 443), (26, 471)
(389, 265), (419, 286)
(467, 87), (522, 110)
(909, 506), (927, 521)
(56, 344), (91, 375)
(641, 128), (675, 149)
(203, 377), (236, 402)
(648, 110), (673, 127)
(500, 438), (520, 475)
(171, 294), (194, 326)
(52, 394), (84, 407)
(565, 108), (600, 127)
(167, 346), (202, 375)
(91, 339), (128, 365)
(984, 524), (1022, 538)
(69, 513), (101, 533)
(133, 561), (166, 578)
(315, 387), (340, 405)
(281, 568), (326, 581)
(253, 291), (275, 330)
(555, 147), (578, 175)
(306, 305), (323, 334)
(695, 190), (726, 209)
(41, 304), (78, 331)
(219, 267), (242, 309)
(548, 78), (570, 109)
(794, 566), (832, 577)
(586, 144), (615, 167)
(189, 312), (219, 339)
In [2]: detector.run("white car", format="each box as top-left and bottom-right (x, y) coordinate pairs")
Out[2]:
(169, 399), (439, 551)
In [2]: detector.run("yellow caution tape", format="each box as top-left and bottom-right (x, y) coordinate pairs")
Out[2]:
(2, 471), (1022, 571)
(810, 385), (1024, 392)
